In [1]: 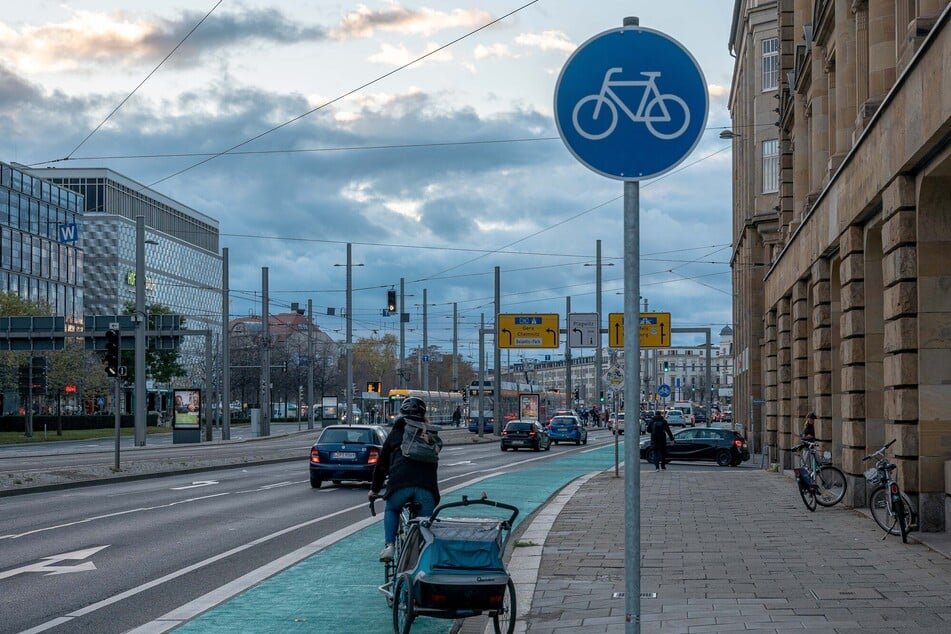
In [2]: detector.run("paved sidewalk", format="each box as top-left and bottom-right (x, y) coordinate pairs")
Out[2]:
(488, 463), (951, 633)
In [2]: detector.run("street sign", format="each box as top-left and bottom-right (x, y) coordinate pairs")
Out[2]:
(639, 312), (671, 347)
(752, 398), (766, 405)
(657, 384), (672, 398)
(567, 312), (599, 348)
(607, 312), (672, 348)
(58, 223), (79, 244)
(554, 25), (709, 181)
(604, 366), (624, 388)
(497, 314), (560, 349)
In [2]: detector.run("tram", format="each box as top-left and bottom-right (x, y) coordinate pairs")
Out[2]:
(466, 380), (567, 433)
(385, 388), (464, 426)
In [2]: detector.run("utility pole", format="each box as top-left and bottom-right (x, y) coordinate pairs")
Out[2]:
(261, 267), (270, 436)
(346, 243), (353, 418)
(307, 298), (315, 430)
(595, 239), (603, 416)
(399, 277), (406, 389)
(422, 288), (428, 390)
(565, 296), (572, 406)
(478, 313), (485, 436)
(452, 302), (458, 392)
(493, 266), (501, 434)
(134, 215), (147, 446)
(221, 247), (231, 440)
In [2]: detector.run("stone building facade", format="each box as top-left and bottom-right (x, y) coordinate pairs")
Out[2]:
(728, 1), (951, 531)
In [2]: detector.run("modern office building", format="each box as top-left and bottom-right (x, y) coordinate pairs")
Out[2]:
(727, 2), (951, 531)
(21, 166), (223, 382)
(0, 161), (85, 319)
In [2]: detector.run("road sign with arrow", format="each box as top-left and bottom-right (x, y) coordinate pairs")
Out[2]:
(567, 312), (598, 348)
(608, 312), (671, 348)
(497, 314), (560, 349)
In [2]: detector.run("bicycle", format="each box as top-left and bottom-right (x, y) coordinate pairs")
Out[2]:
(369, 493), (422, 602)
(863, 439), (917, 543)
(792, 440), (847, 507)
(571, 67), (690, 141)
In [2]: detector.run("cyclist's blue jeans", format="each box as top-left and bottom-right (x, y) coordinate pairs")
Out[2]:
(384, 487), (436, 544)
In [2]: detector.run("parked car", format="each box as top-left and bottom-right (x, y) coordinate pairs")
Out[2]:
(665, 410), (690, 428)
(308, 424), (386, 488)
(611, 412), (625, 435)
(548, 415), (588, 445)
(500, 419), (551, 452)
(639, 427), (751, 467)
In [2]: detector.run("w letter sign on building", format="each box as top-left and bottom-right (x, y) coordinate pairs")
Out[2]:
(554, 25), (708, 181)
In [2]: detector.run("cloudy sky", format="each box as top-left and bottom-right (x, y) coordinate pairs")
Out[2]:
(0, 0), (736, 364)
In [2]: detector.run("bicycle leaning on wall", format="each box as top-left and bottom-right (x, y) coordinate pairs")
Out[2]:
(792, 439), (847, 510)
(862, 439), (918, 543)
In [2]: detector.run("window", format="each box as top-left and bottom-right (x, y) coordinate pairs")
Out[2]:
(762, 37), (779, 91)
(762, 139), (779, 193)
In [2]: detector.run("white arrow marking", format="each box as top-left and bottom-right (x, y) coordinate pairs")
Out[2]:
(0, 545), (108, 580)
(171, 480), (219, 490)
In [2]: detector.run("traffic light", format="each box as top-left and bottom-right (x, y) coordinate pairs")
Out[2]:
(573, 388), (579, 400)
(663, 361), (669, 373)
(31, 357), (48, 392)
(104, 329), (120, 377)
(386, 289), (397, 314)
(599, 391), (604, 403)
(282, 360), (288, 373)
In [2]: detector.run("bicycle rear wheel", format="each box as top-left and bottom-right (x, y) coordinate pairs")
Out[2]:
(491, 578), (517, 634)
(869, 487), (912, 536)
(814, 466), (847, 507)
(392, 573), (415, 633)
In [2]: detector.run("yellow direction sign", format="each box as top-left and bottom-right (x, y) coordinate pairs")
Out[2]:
(497, 314), (560, 349)
(607, 312), (671, 348)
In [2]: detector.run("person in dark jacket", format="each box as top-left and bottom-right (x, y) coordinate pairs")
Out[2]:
(801, 412), (817, 440)
(369, 396), (440, 561)
(650, 411), (676, 471)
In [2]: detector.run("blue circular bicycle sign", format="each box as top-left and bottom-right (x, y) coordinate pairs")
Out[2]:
(554, 25), (708, 180)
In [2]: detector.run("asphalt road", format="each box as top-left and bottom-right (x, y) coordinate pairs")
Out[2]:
(0, 429), (620, 633)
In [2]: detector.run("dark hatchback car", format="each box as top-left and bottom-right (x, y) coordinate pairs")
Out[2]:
(639, 427), (750, 467)
(500, 420), (551, 452)
(309, 424), (387, 488)
(548, 415), (588, 445)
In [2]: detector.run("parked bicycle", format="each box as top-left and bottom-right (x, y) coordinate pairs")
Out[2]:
(863, 439), (917, 543)
(792, 440), (847, 509)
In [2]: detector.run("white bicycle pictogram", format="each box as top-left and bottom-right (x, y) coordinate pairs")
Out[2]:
(572, 67), (691, 141)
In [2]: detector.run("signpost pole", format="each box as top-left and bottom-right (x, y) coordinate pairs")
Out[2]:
(623, 176), (642, 632)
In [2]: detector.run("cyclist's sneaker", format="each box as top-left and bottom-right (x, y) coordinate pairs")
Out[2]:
(379, 543), (394, 561)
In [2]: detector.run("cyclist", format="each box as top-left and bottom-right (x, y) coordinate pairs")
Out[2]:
(369, 396), (441, 561)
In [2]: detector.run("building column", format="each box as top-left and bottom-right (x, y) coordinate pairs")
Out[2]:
(777, 296), (793, 468)
(764, 310), (778, 464)
(867, 0), (896, 101)
(852, 0), (871, 136)
(839, 225), (867, 505)
(834, 0), (856, 161)
(811, 259), (836, 458)
(792, 280), (811, 425)
(809, 45), (830, 193)
(880, 176), (923, 516)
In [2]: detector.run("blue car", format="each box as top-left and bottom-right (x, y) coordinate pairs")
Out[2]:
(309, 424), (387, 488)
(467, 418), (495, 434)
(547, 415), (588, 445)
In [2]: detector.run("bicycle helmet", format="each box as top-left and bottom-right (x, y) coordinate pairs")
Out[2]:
(399, 396), (426, 418)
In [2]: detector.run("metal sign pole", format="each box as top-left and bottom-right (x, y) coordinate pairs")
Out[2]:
(623, 178), (642, 631)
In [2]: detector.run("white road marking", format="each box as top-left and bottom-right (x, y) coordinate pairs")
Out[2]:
(170, 480), (219, 490)
(0, 545), (108, 580)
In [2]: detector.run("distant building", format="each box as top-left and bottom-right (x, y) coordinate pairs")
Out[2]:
(20, 166), (223, 383)
(0, 161), (85, 319)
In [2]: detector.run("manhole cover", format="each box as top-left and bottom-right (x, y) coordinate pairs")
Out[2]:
(810, 588), (882, 600)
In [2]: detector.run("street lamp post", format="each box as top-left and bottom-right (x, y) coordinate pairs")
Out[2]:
(133, 217), (158, 447)
(335, 244), (363, 423)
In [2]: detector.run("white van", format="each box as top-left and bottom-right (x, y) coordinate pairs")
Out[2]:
(671, 401), (695, 425)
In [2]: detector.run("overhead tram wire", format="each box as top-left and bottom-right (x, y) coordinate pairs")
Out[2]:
(40, 0), (224, 165)
(139, 0), (542, 190)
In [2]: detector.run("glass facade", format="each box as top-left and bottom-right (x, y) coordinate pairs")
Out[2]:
(0, 162), (84, 318)
(22, 166), (223, 377)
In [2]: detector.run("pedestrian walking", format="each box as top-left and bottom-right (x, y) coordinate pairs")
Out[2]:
(650, 411), (675, 471)
(451, 405), (462, 427)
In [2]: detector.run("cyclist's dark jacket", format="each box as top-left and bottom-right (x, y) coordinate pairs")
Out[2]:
(371, 416), (441, 505)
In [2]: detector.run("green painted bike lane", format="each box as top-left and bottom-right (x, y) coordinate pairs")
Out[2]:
(174, 444), (622, 633)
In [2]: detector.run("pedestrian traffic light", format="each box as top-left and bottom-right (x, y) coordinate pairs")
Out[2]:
(366, 381), (382, 394)
(599, 391), (604, 403)
(663, 361), (669, 373)
(104, 329), (120, 377)
(387, 289), (397, 314)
